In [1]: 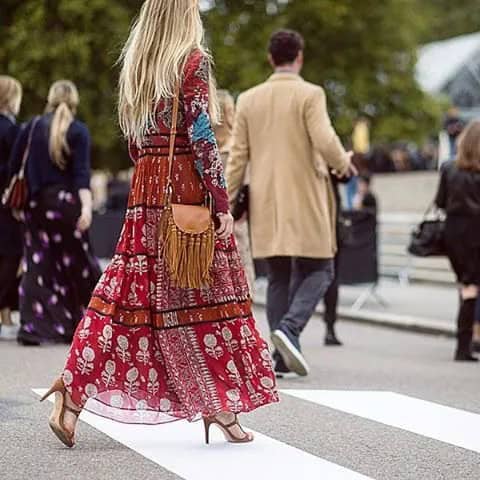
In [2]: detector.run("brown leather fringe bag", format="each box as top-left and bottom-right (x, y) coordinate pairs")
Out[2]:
(159, 86), (215, 289)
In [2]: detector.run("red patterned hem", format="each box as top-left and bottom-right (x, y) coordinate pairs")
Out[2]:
(63, 315), (278, 425)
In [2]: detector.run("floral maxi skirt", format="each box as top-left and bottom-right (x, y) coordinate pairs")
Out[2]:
(18, 186), (101, 344)
(63, 155), (278, 424)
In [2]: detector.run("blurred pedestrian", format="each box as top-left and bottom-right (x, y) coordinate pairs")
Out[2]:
(215, 89), (255, 293)
(435, 120), (480, 362)
(9, 80), (101, 346)
(0, 75), (23, 340)
(353, 174), (378, 214)
(227, 29), (354, 377)
(323, 173), (350, 346)
(41, 0), (277, 449)
(443, 107), (465, 159)
(346, 118), (370, 209)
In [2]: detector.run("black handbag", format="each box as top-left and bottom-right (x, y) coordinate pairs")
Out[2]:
(408, 206), (446, 257)
(231, 185), (249, 221)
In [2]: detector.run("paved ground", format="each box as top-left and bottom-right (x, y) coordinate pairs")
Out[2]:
(337, 279), (457, 324)
(255, 277), (459, 335)
(1, 307), (479, 480)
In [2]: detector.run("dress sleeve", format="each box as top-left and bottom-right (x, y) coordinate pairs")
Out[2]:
(69, 122), (92, 190)
(8, 122), (29, 179)
(182, 51), (229, 214)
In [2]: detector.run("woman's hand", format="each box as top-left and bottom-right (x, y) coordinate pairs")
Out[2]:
(216, 212), (234, 240)
(77, 188), (93, 232)
(77, 207), (92, 232)
(12, 209), (24, 222)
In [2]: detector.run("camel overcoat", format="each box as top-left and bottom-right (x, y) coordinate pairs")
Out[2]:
(226, 73), (350, 259)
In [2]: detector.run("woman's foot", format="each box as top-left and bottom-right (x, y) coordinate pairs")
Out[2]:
(62, 392), (81, 437)
(40, 377), (82, 447)
(203, 412), (254, 444)
(454, 351), (479, 362)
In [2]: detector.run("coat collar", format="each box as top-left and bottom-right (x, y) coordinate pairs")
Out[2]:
(267, 72), (303, 83)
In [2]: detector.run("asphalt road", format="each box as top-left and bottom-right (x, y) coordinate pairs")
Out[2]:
(1, 308), (479, 480)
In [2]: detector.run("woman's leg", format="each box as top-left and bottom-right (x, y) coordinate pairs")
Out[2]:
(455, 284), (478, 361)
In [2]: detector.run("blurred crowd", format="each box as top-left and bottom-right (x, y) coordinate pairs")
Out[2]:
(1, 26), (479, 368)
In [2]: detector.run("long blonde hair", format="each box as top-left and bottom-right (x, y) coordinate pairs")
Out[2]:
(118, 0), (219, 146)
(45, 80), (79, 170)
(0, 76), (22, 116)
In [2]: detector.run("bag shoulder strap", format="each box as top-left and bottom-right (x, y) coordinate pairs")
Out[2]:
(19, 116), (40, 178)
(166, 84), (181, 192)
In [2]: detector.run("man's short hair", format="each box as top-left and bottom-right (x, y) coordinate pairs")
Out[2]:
(268, 30), (305, 66)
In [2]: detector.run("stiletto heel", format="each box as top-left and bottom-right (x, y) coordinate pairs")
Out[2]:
(202, 414), (254, 444)
(203, 417), (212, 444)
(40, 376), (81, 448)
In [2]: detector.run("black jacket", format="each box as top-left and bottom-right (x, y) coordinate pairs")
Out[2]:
(0, 114), (22, 256)
(435, 161), (480, 216)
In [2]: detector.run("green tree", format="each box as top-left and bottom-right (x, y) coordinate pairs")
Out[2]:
(205, 0), (443, 144)
(418, 0), (480, 43)
(1, 0), (136, 171)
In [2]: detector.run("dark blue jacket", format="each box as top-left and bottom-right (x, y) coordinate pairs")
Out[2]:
(9, 113), (91, 197)
(0, 114), (22, 256)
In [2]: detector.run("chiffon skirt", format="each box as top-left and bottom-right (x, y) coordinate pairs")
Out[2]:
(63, 154), (278, 424)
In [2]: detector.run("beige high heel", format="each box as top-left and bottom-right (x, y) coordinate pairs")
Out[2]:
(40, 377), (81, 448)
(203, 414), (254, 444)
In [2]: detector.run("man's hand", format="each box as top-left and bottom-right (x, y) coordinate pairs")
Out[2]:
(216, 212), (234, 240)
(332, 151), (358, 178)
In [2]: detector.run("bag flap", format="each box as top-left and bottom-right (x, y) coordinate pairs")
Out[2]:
(171, 204), (212, 234)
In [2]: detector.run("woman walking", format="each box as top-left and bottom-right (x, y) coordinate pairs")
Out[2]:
(214, 89), (255, 294)
(41, 0), (277, 448)
(9, 80), (101, 346)
(0, 76), (23, 340)
(435, 120), (480, 361)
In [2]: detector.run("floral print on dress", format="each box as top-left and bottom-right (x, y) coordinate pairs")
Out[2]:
(62, 50), (278, 425)
(17, 186), (101, 344)
(182, 50), (229, 212)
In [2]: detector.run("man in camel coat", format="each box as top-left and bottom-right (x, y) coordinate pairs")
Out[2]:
(226, 30), (354, 378)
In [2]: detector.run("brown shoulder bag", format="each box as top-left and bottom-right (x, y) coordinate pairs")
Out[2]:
(2, 116), (40, 209)
(159, 86), (215, 289)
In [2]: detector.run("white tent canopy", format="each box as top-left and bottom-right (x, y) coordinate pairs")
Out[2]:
(416, 31), (480, 94)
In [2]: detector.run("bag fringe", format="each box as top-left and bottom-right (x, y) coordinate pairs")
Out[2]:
(159, 209), (215, 289)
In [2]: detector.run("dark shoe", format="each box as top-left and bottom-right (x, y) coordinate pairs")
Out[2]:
(274, 359), (299, 379)
(18, 338), (41, 346)
(454, 352), (479, 362)
(325, 332), (343, 346)
(472, 341), (480, 353)
(271, 328), (309, 377)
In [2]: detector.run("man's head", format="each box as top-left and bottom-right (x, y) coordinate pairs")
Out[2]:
(268, 30), (304, 73)
(358, 174), (372, 195)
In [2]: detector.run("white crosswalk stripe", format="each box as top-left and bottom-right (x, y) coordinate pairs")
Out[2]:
(33, 389), (372, 480)
(34, 388), (480, 479)
(284, 390), (480, 454)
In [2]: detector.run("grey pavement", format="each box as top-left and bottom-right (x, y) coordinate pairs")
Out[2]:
(1, 306), (479, 480)
(255, 277), (459, 336)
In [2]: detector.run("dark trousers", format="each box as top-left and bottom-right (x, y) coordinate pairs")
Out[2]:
(266, 256), (334, 350)
(457, 298), (475, 354)
(323, 253), (340, 329)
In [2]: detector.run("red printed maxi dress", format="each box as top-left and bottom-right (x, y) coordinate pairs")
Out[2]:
(62, 51), (278, 424)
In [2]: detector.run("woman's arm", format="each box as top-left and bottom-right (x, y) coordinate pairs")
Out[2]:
(182, 51), (229, 215)
(69, 122), (93, 231)
(7, 122), (29, 178)
(435, 163), (449, 209)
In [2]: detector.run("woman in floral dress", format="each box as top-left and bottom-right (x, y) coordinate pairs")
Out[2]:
(42, 0), (278, 447)
(9, 80), (101, 346)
